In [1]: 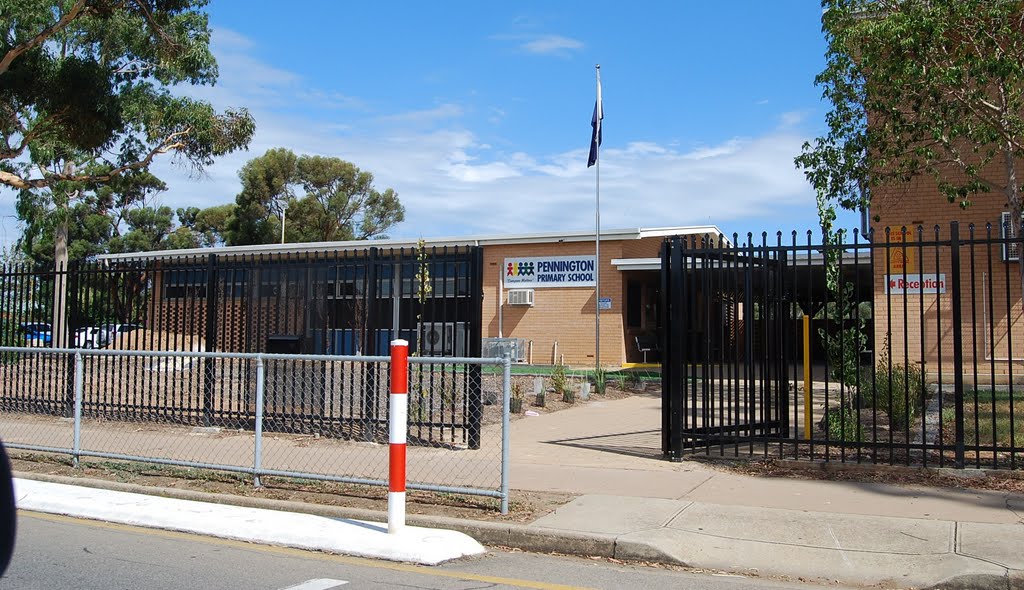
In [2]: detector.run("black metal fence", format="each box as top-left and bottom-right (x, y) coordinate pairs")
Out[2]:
(661, 221), (1023, 469)
(0, 246), (486, 447)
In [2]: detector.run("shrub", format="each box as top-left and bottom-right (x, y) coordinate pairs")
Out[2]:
(551, 363), (567, 396)
(510, 381), (523, 414)
(825, 406), (863, 442)
(592, 367), (607, 395)
(862, 358), (925, 431)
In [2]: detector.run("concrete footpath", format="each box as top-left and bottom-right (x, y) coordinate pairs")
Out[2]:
(12, 394), (1024, 589)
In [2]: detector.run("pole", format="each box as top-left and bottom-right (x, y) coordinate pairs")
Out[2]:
(254, 355), (265, 487)
(388, 339), (409, 534)
(594, 63), (602, 372)
(500, 354), (511, 514)
(803, 315), (812, 440)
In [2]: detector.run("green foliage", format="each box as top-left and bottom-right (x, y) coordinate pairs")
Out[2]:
(826, 406), (864, 442)
(796, 0), (1024, 228)
(510, 380), (524, 413)
(176, 204), (234, 248)
(226, 148), (405, 246)
(551, 363), (567, 397)
(3, 1), (254, 263)
(1, 0), (254, 190)
(862, 352), (926, 431)
(592, 367), (607, 395)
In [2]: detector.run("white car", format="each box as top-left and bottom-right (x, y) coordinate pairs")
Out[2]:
(74, 326), (107, 349)
(77, 323), (143, 348)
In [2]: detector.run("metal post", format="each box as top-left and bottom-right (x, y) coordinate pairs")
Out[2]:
(388, 339), (409, 534)
(254, 355), (265, 487)
(203, 253), (218, 426)
(593, 64), (602, 372)
(950, 222), (966, 468)
(72, 350), (84, 468)
(500, 354), (511, 514)
(804, 315), (812, 440)
(668, 238), (686, 460)
(467, 247), (484, 450)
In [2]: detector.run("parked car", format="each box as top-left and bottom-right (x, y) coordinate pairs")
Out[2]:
(75, 323), (143, 349)
(74, 326), (107, 349)
(17, 322), (52, 345)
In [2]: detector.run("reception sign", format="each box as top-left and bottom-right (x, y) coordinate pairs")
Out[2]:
(886, 273), (947, 294)
(504, 255), (596, 288)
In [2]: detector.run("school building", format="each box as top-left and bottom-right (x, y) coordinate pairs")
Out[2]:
(868, 172), (1023, 382)
(98, 225), (723, 368)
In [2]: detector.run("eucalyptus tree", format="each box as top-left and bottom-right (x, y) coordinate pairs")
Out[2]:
(2, 0), (254, 261)
(796, 0), (1024, 239)
(227, 148), (405, 245)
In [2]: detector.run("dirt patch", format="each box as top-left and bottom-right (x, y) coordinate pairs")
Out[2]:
(10, 453), (575, 523)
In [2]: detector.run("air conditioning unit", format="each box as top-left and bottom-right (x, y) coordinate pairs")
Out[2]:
(418, 322), (467, 357)
(507, 289), (534, 306)
(1002, 211), (1022, 262)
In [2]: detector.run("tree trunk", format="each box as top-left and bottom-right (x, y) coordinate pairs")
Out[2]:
(52, 214), (69, 348)
(1002, 144), (1024, 289)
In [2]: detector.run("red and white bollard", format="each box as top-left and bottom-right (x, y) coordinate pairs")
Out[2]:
(388, 339), (409, 534)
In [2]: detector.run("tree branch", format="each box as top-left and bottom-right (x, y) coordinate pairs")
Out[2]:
(0, 0), (90, 76)
(0, 128), (191, 190)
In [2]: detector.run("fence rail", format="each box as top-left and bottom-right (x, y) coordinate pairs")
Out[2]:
(661, 222), (1023, 470)
(0, 347), (511, 512)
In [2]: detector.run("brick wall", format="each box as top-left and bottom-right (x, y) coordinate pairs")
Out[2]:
(871, 173), (1023, 383)
(483, 241), (626, 367)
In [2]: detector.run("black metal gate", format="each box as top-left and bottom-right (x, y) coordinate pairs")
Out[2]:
(661, 235), (790, 460)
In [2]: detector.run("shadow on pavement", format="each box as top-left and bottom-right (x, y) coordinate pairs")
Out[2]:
(542, 429), (664, 460)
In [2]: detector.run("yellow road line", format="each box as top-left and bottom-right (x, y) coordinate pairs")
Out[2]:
(20, 511), (596, 590)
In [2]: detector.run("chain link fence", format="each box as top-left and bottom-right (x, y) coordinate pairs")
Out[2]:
(0, 347), (511, 512)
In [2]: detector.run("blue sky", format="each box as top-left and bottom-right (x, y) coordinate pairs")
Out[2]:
(2, 1), (866, 246)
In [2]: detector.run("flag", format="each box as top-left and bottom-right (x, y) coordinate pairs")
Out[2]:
(588, 74), (603, 168)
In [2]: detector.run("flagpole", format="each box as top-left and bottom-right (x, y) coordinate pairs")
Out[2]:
(594, 64), (601, 373)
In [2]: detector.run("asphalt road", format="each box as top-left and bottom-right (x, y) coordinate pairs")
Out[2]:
(3, 511), (844, 590)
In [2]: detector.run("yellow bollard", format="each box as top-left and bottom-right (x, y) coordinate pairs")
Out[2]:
(803, 315), (811, 440)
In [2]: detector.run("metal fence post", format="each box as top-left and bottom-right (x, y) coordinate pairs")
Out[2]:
(72, 350), (84, 468)
(501, 354), (511, 515)
(467, 246), (485, 450)
(203, 253), (219, 427)
(254, 355), (265, 487)
(950, 222), (966, 468)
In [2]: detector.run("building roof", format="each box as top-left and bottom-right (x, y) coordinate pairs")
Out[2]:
(96, 225), (727, 261)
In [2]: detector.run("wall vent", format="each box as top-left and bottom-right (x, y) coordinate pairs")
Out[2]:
(1002, 211), (1022, 262)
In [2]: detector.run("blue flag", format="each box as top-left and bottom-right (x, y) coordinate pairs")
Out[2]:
(588, 76), (603, 168)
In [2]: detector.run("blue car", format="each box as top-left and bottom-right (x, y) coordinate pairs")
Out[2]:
(18, 322), (52, 345)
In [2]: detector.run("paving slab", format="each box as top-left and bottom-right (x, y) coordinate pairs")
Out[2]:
(531, 495), (690, 535)
(958, 522), (1024, 570)
(678, 469), (1024, 524)
(614, 526), (1006, 589)
(13, 478), (484, 566)
(667, 502), (953, 554)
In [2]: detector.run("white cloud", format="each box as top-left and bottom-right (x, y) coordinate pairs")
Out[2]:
(521, 35), (585, 55)
(0, 27), (829, 251)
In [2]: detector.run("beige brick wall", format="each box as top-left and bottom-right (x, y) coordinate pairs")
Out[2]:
(483, 241), (627, 367)
(871, 174), (1023, 383)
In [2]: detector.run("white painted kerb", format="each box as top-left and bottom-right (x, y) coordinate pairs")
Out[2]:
(14, 478), (484, 565)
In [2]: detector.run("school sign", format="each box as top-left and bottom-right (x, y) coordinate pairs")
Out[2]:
(504, 255), (596, 288)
